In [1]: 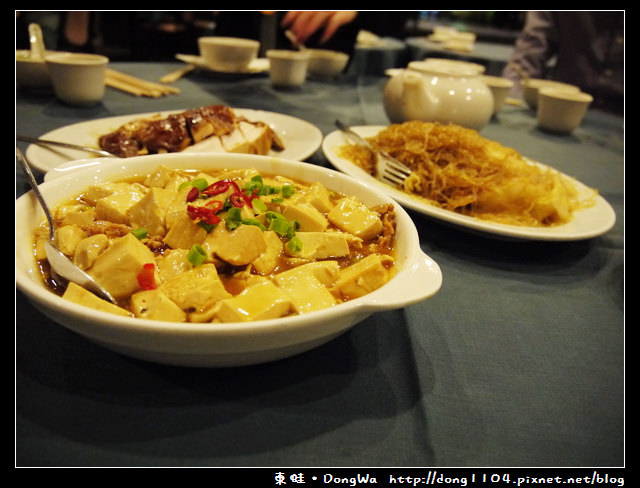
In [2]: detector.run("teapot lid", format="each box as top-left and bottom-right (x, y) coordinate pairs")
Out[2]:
(408, 59), (484, 77)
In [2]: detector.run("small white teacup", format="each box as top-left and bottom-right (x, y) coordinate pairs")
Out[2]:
(267, 49), (310, 88)
(523, 78), (581, 109)
(45, 52), (109, 106)
(537, 88), (593, 134)
(198, 37), (260, 72)
(481, 75), (515, 114)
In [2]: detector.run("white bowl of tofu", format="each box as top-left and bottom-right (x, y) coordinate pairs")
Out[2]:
(16, 152), (442, 367)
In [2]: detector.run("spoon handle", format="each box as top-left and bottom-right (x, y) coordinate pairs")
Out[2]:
(28, 23), (46, 59)
(16, 147), (55, 241)
(17, 146), (117, 304)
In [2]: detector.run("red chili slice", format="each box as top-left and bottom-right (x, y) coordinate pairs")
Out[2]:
(202, 179), (240, 196)
(186, 186), (200, 202)
(187, 205), (221, 225)
(230, 190), (259, 208)
(204, 199), (224, 212)
(137, 263), (157, 290)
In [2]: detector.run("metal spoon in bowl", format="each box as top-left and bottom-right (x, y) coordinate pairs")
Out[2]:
(16, 147), (117, 304)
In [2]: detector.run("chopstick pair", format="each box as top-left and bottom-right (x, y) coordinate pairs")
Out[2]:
(105, 69), (180, 97)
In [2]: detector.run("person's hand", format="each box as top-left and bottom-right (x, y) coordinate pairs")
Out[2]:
(281, 11), (358, 45)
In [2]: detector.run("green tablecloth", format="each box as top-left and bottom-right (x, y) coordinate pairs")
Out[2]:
(16, 63), (624, 468)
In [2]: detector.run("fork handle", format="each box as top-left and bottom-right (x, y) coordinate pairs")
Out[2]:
(334, 120), (374, 150)
(16, 135), (116, 157)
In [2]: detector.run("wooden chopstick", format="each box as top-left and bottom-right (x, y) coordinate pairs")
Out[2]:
(105, 69), (181, 97)
(159, 64), (195, 83)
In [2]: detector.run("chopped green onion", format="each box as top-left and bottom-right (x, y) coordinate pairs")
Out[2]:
(265, 210), (286, 222)
(241, 218), (266, 230)
(251, 198), (267, 213)
(192, 178), (210, 191)
(243, 174), (263, 194)
(179, 177), (209, 191)
(281, 184), (296, 198)
(198, 221), (217, 233)
(225, 207), (243, 230)
(131, 227), (148, 239)
(287, 220), (300, 239)
(187, 244), (207, 266)
(286, 236), (303, 253)
(269, 217), (291, 236)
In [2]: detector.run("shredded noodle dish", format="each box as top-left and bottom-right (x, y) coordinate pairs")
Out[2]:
(338, 121), (597, 227)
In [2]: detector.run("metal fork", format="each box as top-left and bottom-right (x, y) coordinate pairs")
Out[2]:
(335, 120), (412, 187)
(16, 135), (118, 158)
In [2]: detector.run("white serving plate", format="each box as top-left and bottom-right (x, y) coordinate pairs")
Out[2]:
(25, 108), (323, 173)
(323, 126), (616, 241)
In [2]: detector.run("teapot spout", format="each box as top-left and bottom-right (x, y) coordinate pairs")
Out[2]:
(401, 71), (438, 121)
(383, 70), (437, 124)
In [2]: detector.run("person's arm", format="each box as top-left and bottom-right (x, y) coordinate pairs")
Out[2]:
(502, 11), (559, 94)
(281, 11), (358, 45)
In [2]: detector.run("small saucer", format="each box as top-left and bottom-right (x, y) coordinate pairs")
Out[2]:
(175, 54), (269, 74)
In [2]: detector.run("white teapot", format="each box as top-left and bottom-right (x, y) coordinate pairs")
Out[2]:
(383, 60), (494, 130)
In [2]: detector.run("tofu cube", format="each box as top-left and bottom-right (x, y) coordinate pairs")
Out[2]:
(143, 165), (189, 190)
(274, 261), (340, 286)
(163, 212), (208, 250)
(95, 184), (146, 225)
(252, 230), (284, 275)
(55, 203), (95, 228)
(303, 182), (335, 213)
(202, 223), (267, 266)
(87, 232), (157, 299)
(328, 197), (383, 240)
(56, 224), (87, 257)
(274, 266), (337, 313)
(130, 289), (187, 322)
(215, 281), (292, 322)
(159, 263), (231, 315)
(73, 233), (109, 270)
(333, 254), (394, 299)
(283, 202), (328, 232)
(154, 249), (194, 282)
(62, 282), (133, 317)
(164, 187), (190, 230)
(285, 232), (350, 259)
(127, 187), (176, 237)
(82, 182), (132, 204)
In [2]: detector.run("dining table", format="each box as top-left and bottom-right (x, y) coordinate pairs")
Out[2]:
(404, 38), (516, 77)
(15, 61), (624, 474)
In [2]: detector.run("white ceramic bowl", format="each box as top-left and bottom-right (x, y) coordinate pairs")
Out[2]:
(523, 78), (581, 109)
(45, 52), (109, 105)
(307, 49), (349, 79)
(16, 49), (60, 92)
(537, 87), (593, 133)
(198, 36), (260, 72)
(266, 49), (310, 87)
(16, 153), (442, 367)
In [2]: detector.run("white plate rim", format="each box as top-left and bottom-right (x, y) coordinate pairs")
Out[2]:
(322, 125), (616, 241)
(24, 108), (323, 173)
